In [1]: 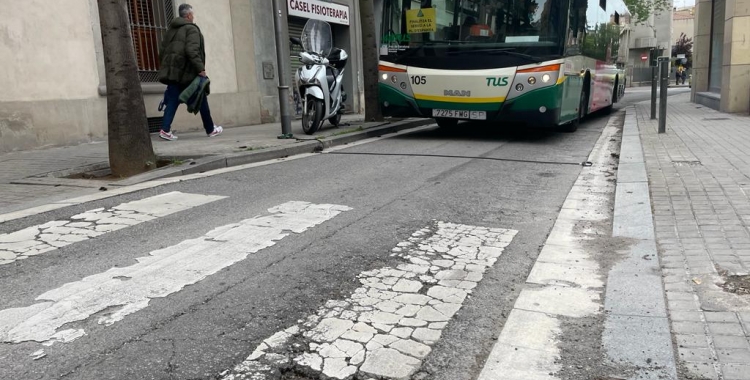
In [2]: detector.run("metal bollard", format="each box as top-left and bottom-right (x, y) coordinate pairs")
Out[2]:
(651, 66), (658, 120)
(658, 57), (669, 134)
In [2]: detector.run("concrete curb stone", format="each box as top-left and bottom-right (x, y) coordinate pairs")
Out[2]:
(0, 118), (434, 223)
(112, 118), (434, 187)
(604, 107), (679, 379)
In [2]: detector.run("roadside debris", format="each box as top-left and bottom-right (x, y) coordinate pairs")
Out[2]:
(30, 350), (46, 360)
(718, 270), (750, 295)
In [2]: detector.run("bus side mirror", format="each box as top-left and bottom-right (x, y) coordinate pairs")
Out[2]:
(290, 37), (302, 46)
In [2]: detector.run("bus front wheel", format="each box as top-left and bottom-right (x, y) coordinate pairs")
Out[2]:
(435, 118), (458, 129)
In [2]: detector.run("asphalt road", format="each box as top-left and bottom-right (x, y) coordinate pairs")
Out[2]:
(0, 89), (684, 380)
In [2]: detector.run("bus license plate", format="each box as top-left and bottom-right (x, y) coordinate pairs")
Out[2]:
(432, 109), (486, 120)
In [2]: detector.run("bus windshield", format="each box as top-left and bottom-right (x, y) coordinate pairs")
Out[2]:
(380, 0), (568, 56)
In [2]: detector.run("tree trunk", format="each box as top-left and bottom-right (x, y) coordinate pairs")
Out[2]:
(359, 0), (384, 122)
(98, 0), (156, 177)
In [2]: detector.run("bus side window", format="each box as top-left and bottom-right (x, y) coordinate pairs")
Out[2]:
(565, 0), (586, 55)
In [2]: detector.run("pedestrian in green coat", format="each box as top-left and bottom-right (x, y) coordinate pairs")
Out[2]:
(156, 3), (223, 141)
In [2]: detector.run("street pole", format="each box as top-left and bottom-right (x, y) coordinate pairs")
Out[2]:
(658, 57), (669, 134)
(650, 50), (657, 120)
(272, 0), (293, 139)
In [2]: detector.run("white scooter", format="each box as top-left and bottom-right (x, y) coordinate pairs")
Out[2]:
(290, 19), (348, 134)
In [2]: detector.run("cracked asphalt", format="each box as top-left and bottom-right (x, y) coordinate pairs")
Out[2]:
(0, 95), (660, 379)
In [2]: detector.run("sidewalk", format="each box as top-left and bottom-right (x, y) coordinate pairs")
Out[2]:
(635, 93), (750, 379)
(0, 115), (428, 216)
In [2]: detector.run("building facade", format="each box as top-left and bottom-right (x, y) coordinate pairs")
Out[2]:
(0, 0), (364, 154)
(692, 0), (750, 113)
(672, 6), (695, 42)
(253, 0), (365, 123)
(617, 4), (673, 86)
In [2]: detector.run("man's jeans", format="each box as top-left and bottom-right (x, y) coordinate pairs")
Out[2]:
(161, 84), (214, 134)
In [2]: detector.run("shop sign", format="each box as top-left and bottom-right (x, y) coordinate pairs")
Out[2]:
(406, 8), (437, 34)
(288, 0), (350, 25)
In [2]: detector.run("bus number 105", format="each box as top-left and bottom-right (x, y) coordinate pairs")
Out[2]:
(410, 76), (427, 85)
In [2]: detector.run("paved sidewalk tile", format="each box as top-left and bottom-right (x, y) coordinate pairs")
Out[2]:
(723, 363), (750, 380)
(636, 93), (750, 379)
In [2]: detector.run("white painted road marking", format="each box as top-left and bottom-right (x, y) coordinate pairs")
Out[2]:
(221, 221), (518, 380)
(0, 192), (226, 265)
(477, 114), (619, 380)
(0, 201), (351, 346)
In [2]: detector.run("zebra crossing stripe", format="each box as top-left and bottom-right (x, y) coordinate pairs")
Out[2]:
(0, 192), (226, 265)
(0, 201), (351, 347)
(221, 221), (518, 380)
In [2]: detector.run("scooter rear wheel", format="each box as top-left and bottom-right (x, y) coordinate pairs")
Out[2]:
(303, 98), (323, 135)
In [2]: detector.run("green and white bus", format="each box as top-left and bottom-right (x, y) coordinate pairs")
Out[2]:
(376, 0), (628, 132)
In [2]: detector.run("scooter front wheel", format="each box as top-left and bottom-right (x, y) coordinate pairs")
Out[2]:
(302, 97), (323, 135)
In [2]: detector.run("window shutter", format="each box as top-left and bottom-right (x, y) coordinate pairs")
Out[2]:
(126, 0), (175, 82)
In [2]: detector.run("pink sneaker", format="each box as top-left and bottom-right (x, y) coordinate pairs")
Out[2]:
(208, 125), (223, 137)
(160, 130), (178, 141)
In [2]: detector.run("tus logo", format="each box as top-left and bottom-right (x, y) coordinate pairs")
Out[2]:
(486, 77), (510, 87)
(444, 90), (471, 97)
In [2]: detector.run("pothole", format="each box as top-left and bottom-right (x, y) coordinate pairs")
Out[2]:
(718, 271), (750, 295)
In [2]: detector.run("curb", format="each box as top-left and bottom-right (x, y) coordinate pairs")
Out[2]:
(603, 107), (678, 378)
(0, 118), (434, 224)
(112, 118), (435, 187)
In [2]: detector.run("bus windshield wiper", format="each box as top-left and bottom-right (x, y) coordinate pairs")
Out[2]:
(447, 48), (542, 63)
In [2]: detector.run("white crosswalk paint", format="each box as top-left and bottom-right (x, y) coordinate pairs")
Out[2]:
(0, 192), (226, 265)
(220, 221), (518, 380)
(0, 201), (351, 346)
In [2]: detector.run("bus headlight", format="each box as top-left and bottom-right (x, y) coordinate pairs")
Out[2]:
(508, 64), (561, 100)
(391, 75), (398, 84)
(382, 74), (388, 80)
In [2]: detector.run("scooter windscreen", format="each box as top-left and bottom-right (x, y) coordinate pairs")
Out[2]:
(300, 19), (333, 57)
